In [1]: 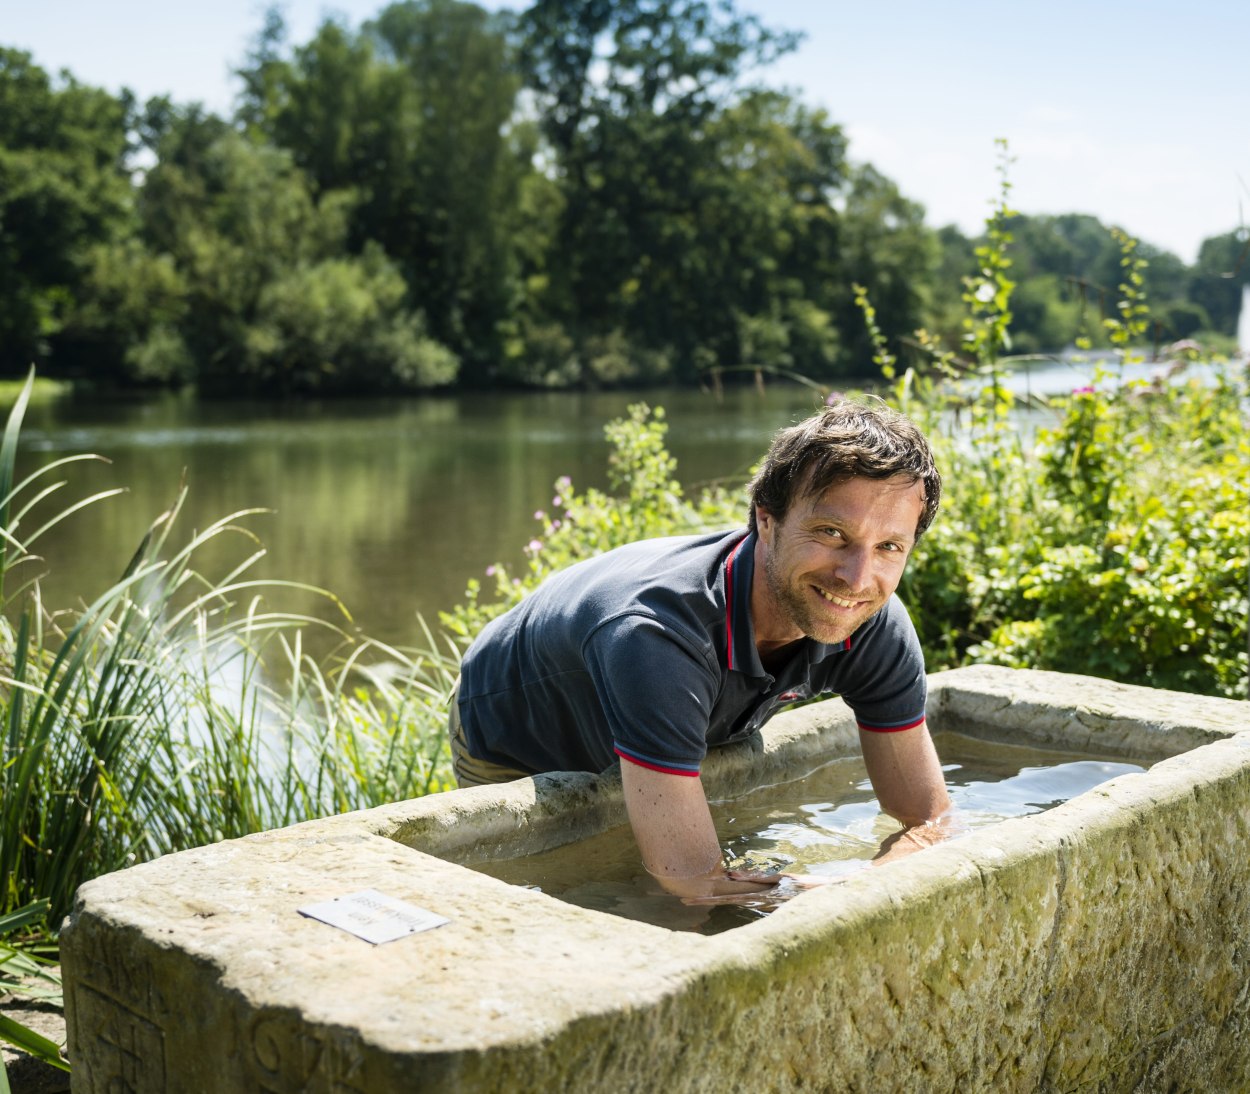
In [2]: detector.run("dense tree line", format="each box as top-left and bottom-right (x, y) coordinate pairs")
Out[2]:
(1, 1), (1246, 396)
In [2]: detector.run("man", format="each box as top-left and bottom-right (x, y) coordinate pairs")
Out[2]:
(450, 400), (952, 900)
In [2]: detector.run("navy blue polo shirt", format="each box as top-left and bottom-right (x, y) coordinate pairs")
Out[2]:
(457, 528), (927, 777)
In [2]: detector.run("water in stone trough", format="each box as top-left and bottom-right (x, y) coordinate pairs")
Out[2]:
(471, 732), (1145, 934)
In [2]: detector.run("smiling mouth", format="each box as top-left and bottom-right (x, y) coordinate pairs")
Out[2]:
(815, 587), (861, 609)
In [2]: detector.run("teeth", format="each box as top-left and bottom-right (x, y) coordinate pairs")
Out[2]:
(818, 589), (858, 608)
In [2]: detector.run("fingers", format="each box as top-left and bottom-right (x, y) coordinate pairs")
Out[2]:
(723, 869), (784, 887)
(778, 872), (837, 889)
(679, 871), (837, 907)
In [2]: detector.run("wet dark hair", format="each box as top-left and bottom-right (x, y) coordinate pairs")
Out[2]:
(747, 399), (942, 539)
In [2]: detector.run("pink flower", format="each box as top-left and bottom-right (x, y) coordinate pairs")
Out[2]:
(1071, 385), (1095, 395)
(534, 510), (546, 521)
(552, 495), (563, 507)
(526, 539), (543, 553)
(485, 565), (498, 578)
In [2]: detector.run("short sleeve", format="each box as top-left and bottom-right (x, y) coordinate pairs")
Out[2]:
(838, 596), (927, 732)
(582, 614), (720, 775)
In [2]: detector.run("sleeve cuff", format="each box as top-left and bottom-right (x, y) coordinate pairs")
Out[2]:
(856, 713), (927, 733)
(614, 744), (701, 777)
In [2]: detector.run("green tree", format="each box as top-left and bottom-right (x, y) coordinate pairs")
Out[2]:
(236, 2), (527, 383)
(515, 0), (814, 380)
(1007, 274), (1081, 355)
(832, 164), (937, 370)
(974, 212), (1193, 352)
(138, 120), (456, 395)
(1189, 229), (1249, 336)
(58, 238), (191, 384)
(0, 49), (134, 375)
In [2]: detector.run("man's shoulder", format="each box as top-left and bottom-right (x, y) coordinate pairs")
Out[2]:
(854, 594), (919, 648)
(546, 526), (746, 599)
(598, 527), (746, 566)
(472, 527), (747, 644)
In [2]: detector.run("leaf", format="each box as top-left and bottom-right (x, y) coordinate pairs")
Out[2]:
(0, 1014), (69, 1073)
(0, 901), (50, 937)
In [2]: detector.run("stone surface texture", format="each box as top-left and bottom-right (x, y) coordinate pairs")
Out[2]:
(60, 666), (1250, 1092)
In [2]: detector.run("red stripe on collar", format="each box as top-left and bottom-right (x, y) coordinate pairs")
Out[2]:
(724, 536), (750, 670)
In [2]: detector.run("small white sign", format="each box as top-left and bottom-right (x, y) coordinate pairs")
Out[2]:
(298, 889), (450, 945)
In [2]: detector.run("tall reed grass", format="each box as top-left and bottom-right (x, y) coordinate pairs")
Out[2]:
(0, 372), (458, 930)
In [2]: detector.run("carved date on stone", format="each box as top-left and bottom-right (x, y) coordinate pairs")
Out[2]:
(248, 1010), (368, 1093)
(76, 986), (167, 1094)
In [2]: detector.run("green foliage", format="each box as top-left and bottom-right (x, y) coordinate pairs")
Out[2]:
(1103, 227), (1150, 356)
(835, 164), (937, 369)
(932, 208), (1226, 356)
(61, 239), (191, 384)
(239, 3), (525, 381)
(1188, 229), (1249, 336)
(951, 371), (1248, 695)
(880, 210), (1248, 699)
(512, 2), (926, 383)
(858, 170), (1248, 697)
(136, 126), (459, 395)
(853, 282), (897, 379)
(5, 6), (1247, 393)
(1007, 274), (1081, 355)
(245, 246), (459, 392)
(961, 140), (1017, 369)
(0, 49), (133, 375)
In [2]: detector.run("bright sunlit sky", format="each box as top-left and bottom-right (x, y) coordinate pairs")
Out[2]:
(5, 1), (1247, 263)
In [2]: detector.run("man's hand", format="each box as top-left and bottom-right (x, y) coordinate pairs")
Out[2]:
(871, 816), (958, 866)
(679, 870), (838, 908)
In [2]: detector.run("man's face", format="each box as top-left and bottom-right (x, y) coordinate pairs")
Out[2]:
(753, 474), (925, 649)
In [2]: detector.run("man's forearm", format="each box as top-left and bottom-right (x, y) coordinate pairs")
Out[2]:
(620, 762), (776, 898)
(858, 720), (952, 826)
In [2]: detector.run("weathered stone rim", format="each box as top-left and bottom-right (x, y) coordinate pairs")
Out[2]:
(58, 666), (1250, 1092)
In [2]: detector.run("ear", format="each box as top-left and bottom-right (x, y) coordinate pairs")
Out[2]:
(754, 505), (777, 538)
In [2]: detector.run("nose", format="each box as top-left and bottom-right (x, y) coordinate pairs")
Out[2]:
(832, 546), (873, 593)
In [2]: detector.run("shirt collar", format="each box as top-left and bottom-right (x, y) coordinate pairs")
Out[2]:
(723, 532), (760, 676)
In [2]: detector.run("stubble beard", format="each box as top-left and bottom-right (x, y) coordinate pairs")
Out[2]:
(762, 547), (878, 648)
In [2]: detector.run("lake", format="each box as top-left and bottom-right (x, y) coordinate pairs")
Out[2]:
(13, 353), (1201, 654)
(14, 383), (828, 651)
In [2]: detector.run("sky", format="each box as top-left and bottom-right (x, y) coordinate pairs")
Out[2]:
(4, 0), (1247, 264)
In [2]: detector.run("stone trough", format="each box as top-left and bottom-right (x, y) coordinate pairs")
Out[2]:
(60, 666), (1250, 1092)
